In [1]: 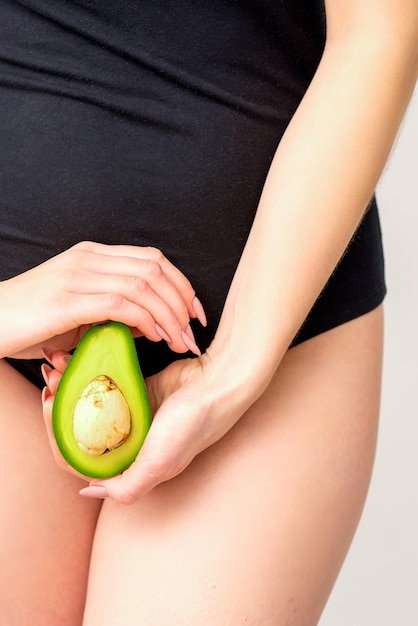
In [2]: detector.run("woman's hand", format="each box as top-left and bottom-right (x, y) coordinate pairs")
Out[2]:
(41, 348), (253, 503)
(0, 241), (206, 359)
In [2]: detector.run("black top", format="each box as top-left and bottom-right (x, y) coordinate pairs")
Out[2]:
(0, 0), (385, 385)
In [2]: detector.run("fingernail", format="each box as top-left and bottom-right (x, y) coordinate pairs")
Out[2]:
(79, 486), (108, 499)
(182, 326), (201, 356)
(42, 347), (54, 364)
(41, 363), (52, 387)
(192, 296), (207, 327)
(155, 323), (171, 343)
(184, 323), (196, 342)
(41, 386), (52, 404)
(62, 354), (72, 364)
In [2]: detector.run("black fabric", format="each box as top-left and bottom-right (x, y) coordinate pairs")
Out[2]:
(0, 0), (385, 388)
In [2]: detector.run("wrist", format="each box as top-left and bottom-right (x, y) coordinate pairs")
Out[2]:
(201, 338), (277, 417)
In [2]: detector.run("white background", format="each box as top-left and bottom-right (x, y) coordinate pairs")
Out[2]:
(319, 92), (418, 624)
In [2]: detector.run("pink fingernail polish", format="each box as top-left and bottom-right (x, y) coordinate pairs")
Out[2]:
(192, 296), (207, 327)
(181, 328), (201, 356)
(155, 323), (171, 343)
(184, 323), (195, 341)
(41, 385), (51, 404)
(79, 486), (108, 499)
(42, 347), (54, 364)
(41, 363), (52, 387)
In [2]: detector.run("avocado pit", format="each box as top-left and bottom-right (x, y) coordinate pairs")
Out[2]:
(73, 375), (131, 456)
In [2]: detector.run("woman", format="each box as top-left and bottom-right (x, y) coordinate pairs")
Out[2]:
(1, 0), (417, 624)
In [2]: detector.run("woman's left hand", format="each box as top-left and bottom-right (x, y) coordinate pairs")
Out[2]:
(42, 349), (250, 503)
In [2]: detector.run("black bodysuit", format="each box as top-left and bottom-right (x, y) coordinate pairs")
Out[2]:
(0, 0), (385, 387)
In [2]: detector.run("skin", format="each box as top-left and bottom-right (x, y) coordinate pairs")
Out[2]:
(0, 307), (383, 625)
(0, 242), (203, 360)
(0, 357), (101, 625)
(0, 0), (417, 623)
(44, 0), (417, 505)
(82, 307), (384, 625)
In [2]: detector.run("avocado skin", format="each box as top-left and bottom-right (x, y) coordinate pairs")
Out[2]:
(52, 322), (152, 478)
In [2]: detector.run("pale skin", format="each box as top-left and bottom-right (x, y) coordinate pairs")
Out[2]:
(1, 0), (417, 624)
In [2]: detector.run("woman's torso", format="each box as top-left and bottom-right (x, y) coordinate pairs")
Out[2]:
(0, 1), (385, 382)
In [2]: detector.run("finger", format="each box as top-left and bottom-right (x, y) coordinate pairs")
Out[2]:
(53, 293), (194, 354)
(47, 368), (66, 394)
(42, 348), (73, 372)
(68, 270), (192, 347)
(87, 396), (204, 504)
(72, 243), (200, 320)
(91, 440), (188, 505)
(41, 386), (87, 481)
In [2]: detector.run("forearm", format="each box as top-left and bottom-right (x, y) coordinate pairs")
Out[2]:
(207, 21), (417, 403)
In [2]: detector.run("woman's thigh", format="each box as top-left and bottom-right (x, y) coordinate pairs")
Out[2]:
(0, 360), (102, 626)
(84, 306), (384, 626)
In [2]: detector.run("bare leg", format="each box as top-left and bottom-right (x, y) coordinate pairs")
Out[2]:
(0, 360), (102, 626)
(83, 306), (384, 625)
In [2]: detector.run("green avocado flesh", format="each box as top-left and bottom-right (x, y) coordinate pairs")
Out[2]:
(52, 322), (152, 478)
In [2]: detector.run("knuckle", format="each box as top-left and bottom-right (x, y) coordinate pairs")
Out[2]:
(104, 292), (125, 311)
(144, 246), (164, 262)
(115, 487), (138, 506)
(71, 240), (96, 252)
(173, 301), (189, 324)
(131, 276), (147, 294)
(62, 247), (89, 271)
(144, 259), (163, 280)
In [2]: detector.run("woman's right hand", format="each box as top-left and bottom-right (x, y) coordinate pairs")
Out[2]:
(0, 241), (206, 360)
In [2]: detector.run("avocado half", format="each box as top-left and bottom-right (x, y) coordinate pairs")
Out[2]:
(52, 322), (152, 478)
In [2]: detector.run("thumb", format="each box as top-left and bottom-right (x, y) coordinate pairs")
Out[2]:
(82, 393), (204, 504)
